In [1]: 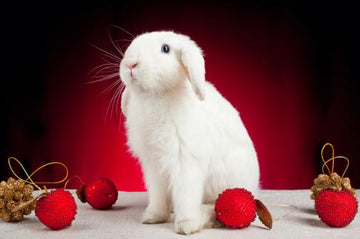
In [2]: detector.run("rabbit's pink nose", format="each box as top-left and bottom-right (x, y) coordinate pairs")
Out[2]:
(128, 63), (138, 69)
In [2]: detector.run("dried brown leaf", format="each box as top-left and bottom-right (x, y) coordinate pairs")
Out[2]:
(255, 199), (273, 229)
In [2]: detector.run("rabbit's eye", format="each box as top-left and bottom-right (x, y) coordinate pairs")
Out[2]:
(161, 44), (170, 54)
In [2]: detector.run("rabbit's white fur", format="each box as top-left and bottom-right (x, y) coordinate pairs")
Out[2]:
(119, 31), (259, 235)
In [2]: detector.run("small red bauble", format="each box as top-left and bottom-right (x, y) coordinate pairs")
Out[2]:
(84, 177), (118, 210)
(35, 189), (77, 230)
(315, 189), (358, 227)
(215, 188), (256, 228)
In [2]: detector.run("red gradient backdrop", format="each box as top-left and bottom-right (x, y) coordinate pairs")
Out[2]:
(2, 1), (359, 190)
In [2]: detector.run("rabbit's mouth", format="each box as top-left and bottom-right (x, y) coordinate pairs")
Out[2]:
(129, 76), (147, 92)
(129, 71), (137, 81)
(125, 69), (140, 86)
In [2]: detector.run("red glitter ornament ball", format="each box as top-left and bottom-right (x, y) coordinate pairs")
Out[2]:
(315, 189), (358, 227)
(35, 189), (77, 230)
(215, 188), (256, 228)
(84, 177), (118, 210)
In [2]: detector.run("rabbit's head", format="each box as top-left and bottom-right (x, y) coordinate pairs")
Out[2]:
(120, 31), (205, 100)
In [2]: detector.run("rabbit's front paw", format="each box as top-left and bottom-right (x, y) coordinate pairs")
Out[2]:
(142, 208), (170, 224)
(175, 218), (203, 235)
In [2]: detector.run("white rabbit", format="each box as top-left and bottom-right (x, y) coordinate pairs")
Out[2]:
(119, 31), (260, 235)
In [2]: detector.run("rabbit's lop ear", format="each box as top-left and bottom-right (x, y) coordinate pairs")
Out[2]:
(180, 39), (206, 101)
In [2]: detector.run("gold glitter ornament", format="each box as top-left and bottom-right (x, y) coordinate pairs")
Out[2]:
(310, 143), (357, 200)
(0, 177), (36, 222)
(310, 173), (356, 199)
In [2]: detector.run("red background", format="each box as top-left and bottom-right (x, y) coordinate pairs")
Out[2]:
(2, 1), (359, 190)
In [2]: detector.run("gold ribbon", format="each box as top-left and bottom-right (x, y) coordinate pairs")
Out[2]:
(8, 157), (69, 191)
(320, 143), (349, 177)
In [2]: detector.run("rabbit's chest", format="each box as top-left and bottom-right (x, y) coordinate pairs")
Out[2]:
(126, 99), (182, 156)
